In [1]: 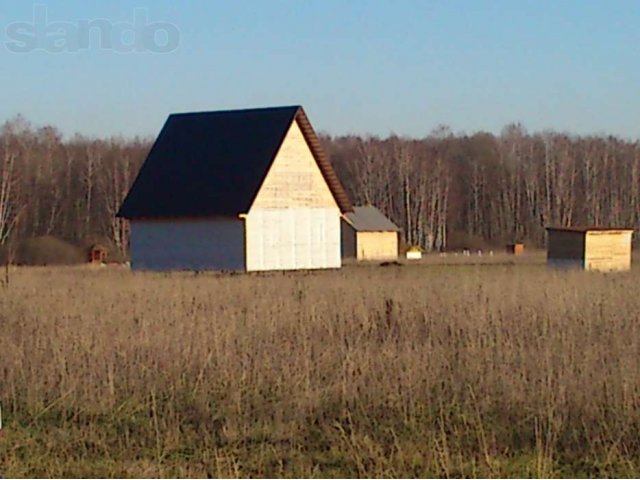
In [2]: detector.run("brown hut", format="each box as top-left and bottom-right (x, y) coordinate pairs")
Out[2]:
(88, 244), (108, 265)
(505, 243), (525, 255)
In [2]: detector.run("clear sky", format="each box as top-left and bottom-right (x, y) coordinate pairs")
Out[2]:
(1, 0), (639, 139)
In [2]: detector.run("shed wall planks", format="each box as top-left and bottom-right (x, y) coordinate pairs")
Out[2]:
(585, 230), (632, 271)
(356, 231), (398, 260)
(130, 219), (245, 271)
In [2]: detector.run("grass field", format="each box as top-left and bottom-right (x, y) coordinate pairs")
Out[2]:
(2, 255), (640, 477)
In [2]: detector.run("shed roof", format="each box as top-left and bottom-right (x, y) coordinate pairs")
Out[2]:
(546, 226), (634, 233)
(343, 206), (400, 232)
(117, 105), (352, 219)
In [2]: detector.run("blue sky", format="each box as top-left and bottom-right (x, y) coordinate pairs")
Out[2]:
(1, 0), (639, 139)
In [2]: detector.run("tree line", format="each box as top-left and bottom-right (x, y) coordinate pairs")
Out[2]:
(329, 125), (640, 250)
(1, 115), (638, 257)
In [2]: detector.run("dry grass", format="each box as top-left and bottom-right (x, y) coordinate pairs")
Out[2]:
(2, 260), (640, 477)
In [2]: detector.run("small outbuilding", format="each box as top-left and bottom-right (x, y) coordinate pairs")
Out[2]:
(546, 227), (633, 272)
(405, 245), (423, 260)
(506, 243), (525, 255)
(341, 206), (400, 261)
(88, 244), (108, 264)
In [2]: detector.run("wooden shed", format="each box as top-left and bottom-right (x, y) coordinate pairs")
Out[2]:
(117, 106), (353, 271)
(341, 206), (400, 261)
(506, 243), (525, 255)
(546, 227), (633, 271)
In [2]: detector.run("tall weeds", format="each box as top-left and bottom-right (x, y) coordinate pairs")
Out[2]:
(1, 263), (639, 477)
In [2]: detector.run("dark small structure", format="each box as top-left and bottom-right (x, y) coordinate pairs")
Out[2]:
(506, 243), (525, 255)
(88, 244), (108, 264)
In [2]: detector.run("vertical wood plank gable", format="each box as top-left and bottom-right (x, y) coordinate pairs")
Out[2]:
(249, 120), (338, 210)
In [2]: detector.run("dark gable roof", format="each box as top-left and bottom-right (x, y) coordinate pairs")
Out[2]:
(117, 105), (352, 219)
(343, 206), (400, 232)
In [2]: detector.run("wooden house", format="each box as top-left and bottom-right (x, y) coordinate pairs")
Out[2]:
(546, 227), (633, 271)
(117, 106), (353, 271)
(341, 206), (400, 261)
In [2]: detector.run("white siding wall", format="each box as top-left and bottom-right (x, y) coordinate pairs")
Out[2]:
(245, 208), (340, 271)
(130, 219), (245, 271)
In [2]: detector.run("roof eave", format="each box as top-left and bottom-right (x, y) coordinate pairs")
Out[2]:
(295, 107), (354, 214)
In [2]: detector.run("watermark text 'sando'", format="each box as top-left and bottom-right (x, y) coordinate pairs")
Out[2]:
(4, 5), (180, 53)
